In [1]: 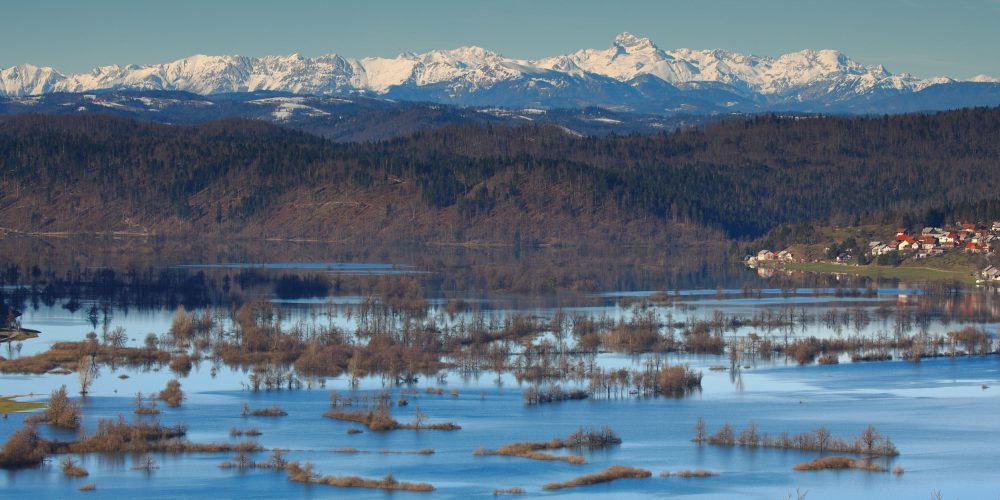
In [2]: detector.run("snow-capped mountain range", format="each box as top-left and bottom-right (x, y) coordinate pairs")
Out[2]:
(2, 33), (999, 114)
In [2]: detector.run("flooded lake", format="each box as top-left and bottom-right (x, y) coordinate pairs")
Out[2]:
(1, 240), (998, 499)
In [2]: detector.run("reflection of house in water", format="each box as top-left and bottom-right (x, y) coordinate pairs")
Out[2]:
(756, 267), (774, 278)
(918, 290), (1000, 322)
(895, 293), (912, 305)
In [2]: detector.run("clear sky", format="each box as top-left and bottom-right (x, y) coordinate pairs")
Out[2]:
(2, 0), (998, 79)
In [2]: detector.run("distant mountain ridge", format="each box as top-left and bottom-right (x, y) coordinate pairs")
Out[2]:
(2, 108), (1000, 243)
(0, 91), (712, 141)
(2, 33), (1000, 114)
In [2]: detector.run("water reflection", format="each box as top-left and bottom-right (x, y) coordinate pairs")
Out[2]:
(0, 238), (998, 498)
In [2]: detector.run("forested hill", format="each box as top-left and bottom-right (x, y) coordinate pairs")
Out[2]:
(0, 107), (998, 244)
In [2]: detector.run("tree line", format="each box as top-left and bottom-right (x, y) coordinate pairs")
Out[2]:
(1, 108), (999, 240)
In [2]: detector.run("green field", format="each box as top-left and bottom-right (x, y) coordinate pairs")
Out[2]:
(0, 395), (45, 414)
(768, 259), (978, 284)
(0, 328), (40, 342)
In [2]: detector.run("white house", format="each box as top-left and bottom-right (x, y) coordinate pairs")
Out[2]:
(869, 242), (894, 256)
(981, 265), (1000, 281)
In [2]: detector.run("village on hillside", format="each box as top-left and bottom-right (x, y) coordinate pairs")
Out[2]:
(749, 221), (1000, 282)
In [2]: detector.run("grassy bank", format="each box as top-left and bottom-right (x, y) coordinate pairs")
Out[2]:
(0, 396), (44, 414)
(0, 328), (40, 342)
(766, 259), (977, 284)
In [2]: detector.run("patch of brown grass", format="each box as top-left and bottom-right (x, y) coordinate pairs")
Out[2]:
(323, 408), (458, 432)
(477, 438), (586, 465)
(543, 465), (652, 490)
(793, 456), (886, 472)
(0, 340), (170, 374)
(476, 427), (620, 465)
(55, 416), (262, 456)
(2, 415), (263, 469)
(285, 462), (434, 492)
(323, 409), (398, 430)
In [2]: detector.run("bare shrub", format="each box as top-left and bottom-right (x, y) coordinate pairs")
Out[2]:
(158, 379), (184, 407)
(134, 392), (160, 415)
(242, 404), (287, 417)
(25, 385), (80, 428)
(564, 426), (621, 448)
(0, 425), (49, 468)
(699, 421), (899, 457)
(60, 456), (88, 477)
(656, 365), (702, 396)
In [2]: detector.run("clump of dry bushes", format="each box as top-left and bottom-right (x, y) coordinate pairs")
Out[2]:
(542, 465), (651, 490)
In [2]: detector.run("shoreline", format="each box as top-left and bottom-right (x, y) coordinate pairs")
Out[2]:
(758, 260), (978, 285)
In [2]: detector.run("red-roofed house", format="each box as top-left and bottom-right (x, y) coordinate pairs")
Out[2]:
(898, 237), (917, 251)
(966, 242), (985, 254)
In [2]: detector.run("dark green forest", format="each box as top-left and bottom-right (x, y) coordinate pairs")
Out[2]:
(1, 107), (998, 241)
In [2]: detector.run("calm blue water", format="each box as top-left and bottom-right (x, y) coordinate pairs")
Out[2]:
(2, 283), (1000, 498)
(2, 357), (998, 499)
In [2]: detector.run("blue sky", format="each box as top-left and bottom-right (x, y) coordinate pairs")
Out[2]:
(3, 0), (998, 78)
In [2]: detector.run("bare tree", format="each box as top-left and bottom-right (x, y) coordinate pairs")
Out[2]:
(859, 425), (880, 453)
(693, 417), (706, 442)
(413, 404), (427, 430)
(131, 454), (157, 471)
(814, 427), (831, 452)
(78, 355), (96, 395)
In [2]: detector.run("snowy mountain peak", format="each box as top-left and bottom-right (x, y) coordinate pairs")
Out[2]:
(0, 64), (65, 96)
(1, 33), (996, 114)
(969, 74), (1000, 83)
(614, 32), (657, 52)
